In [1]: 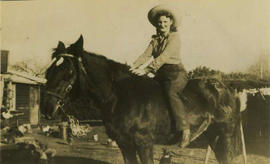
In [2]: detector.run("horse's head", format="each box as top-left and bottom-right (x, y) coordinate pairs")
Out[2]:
(41, 35), (85, 119)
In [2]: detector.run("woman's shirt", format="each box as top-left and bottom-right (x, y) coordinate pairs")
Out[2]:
(133, 32), (185, 73)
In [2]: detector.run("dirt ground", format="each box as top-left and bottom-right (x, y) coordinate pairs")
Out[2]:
(1, 125), (270, 164)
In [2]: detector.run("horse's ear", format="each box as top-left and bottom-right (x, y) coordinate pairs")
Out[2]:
(74, 35), (84, 50)
(57, 41), (66, 51)
(68, 35), (84, 56)
(52, 41), (66, 59)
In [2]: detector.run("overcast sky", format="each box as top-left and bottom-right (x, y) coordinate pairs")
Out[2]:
(1, 0), (270, 72)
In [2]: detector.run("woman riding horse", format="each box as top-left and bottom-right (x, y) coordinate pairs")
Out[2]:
(42, 6), (242, 163)
(130, 5), (190, 148)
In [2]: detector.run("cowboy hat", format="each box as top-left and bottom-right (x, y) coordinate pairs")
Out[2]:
(148, 5), (179, 27)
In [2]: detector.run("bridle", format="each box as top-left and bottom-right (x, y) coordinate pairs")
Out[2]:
(46, 84), (73, 116)
(45, 53), (87, 115)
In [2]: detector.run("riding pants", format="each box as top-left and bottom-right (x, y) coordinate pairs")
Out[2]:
(155, 64), (189, 131)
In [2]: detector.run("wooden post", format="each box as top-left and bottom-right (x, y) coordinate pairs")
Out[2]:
(204, 136), (219, 164)
(0, 76), (4, 110)
(1, 50), (9, 74)
(59, 122), (69, 141)
(29, 86), (40, 125)
(240, 121), (247, 164)
(204, 145), (211, 164)
(6, 81), (13, 110)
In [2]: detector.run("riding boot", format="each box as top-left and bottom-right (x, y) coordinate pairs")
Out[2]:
(179, 129), (191, 148)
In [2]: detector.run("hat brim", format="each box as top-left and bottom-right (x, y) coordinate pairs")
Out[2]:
(148, 5), (179, 27)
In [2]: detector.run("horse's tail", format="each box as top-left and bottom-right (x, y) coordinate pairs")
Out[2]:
(205, 90), (243, 163)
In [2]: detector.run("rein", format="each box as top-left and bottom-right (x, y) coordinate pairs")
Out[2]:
(45, 53), (87, 116)
(46, 90), (64, 99)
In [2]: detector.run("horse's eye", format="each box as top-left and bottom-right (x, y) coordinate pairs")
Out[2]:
(64, 70), (73, 80)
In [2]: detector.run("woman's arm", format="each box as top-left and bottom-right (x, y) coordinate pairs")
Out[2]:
(146, 34), (181, 73)
(132, 40), (154, 69)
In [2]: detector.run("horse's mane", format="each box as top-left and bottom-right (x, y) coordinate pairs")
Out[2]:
(82, 50), (143, 81)
(85, 51), (130, 73)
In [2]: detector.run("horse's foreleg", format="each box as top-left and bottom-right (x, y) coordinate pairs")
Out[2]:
(137, 144), (154, 164)
(135, 133), (154, 164)
(118, 143), (138, 164)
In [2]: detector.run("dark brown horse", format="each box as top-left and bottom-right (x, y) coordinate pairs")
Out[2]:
(42, 35), (242, 164)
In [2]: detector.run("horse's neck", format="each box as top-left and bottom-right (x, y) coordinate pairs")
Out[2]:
(107, 60), (131, 82)
(78, 57), (123, 104)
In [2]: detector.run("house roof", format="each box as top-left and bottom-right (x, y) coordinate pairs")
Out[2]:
(0, 70), (46, 85)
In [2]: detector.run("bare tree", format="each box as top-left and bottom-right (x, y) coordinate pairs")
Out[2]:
(248, 54), (270, 79)
(10, 59), (47, 78)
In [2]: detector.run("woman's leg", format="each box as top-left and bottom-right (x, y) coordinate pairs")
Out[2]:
(161, 72), (188, 131)
(160, 71), (190, 147)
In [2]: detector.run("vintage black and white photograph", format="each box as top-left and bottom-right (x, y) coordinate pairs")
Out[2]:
(1, 0), (270, 163)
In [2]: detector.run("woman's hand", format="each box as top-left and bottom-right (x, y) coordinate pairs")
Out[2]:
(129, 65), (137, 72)
(130, 65), (146, 76)
(147, 72), (155, 78)
(130, 65), (155, 78)
(132, 68), (146, 76)
(131, 68), (155, 78)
